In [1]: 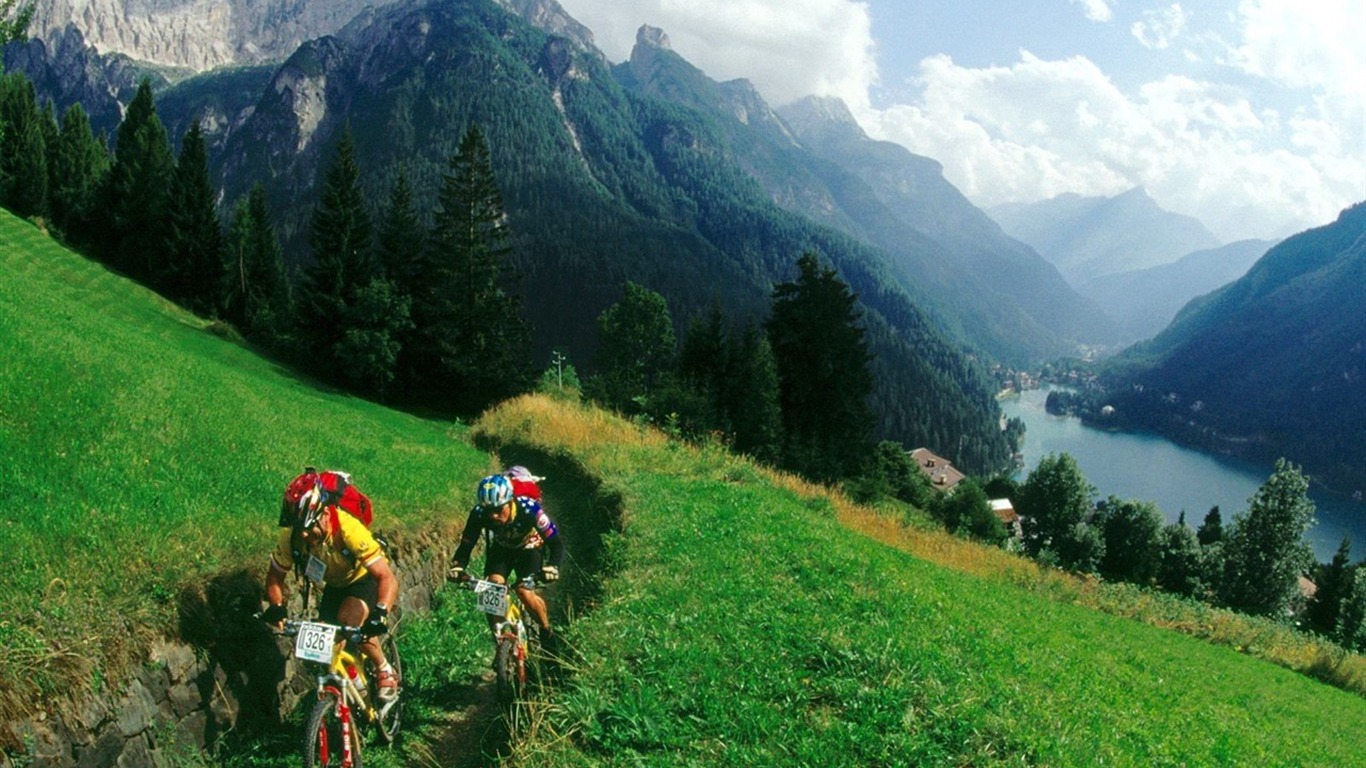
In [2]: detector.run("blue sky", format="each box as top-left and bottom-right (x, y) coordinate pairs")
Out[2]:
(555, 0), (1365, 243)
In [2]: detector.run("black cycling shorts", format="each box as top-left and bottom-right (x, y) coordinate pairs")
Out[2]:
(318, 574), (380, 625)
(483, 545), (544, 584)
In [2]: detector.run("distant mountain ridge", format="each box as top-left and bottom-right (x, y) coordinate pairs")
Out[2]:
(1080, 238), (1274, 341)
(990, 188), (1222, 285)
(1102, 202), (1366, 491)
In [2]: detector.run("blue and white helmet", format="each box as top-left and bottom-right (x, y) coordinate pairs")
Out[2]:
(477, 474), (515, 508)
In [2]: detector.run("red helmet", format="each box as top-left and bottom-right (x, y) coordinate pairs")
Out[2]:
(279, 467), (321, 528)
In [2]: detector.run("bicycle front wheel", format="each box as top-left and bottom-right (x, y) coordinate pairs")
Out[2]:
(304, 691), (363, 768)
(493, 636), (523, 705)
(369, 633), (403, 744)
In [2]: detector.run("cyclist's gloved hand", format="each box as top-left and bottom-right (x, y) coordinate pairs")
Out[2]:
(541, 565), (559, 582)
(447, 565), (468, 583)
(362, 605), (389, 637)
(261, 603), (288, 627)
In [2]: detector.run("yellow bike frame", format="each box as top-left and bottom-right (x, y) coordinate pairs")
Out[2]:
(314, 635), (362, 767)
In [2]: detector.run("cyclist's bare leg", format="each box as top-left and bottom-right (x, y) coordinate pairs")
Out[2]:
(337, 595), (387, 669)
(517, 583), (552, 632)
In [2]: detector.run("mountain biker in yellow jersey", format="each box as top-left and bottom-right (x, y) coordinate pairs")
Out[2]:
(448, 473), (565, 651)
(261, 477), (401, 701)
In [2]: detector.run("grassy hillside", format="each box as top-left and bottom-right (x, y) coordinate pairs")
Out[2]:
(472, 396), (1366, 766)
(0, 210), (490, 723)
(6, 208), (1366, 766)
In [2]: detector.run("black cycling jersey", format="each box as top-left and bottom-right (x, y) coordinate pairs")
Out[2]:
(453, 496), (565, 568)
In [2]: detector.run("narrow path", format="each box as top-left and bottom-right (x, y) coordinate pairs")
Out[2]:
(409, 444), (620, 766)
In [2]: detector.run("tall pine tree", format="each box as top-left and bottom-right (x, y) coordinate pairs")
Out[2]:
(675, 304), (729, 434)
(97, 78), (174, 281)
(334, 278), (412, 399)
(48, 103), (108, 245)
(767, 252), (874, 482)
(224, 183), (291, 345)
(1306, 537), (1355, 637)
(376, 164), (426, 287)
(420, 123), (531, 412)
(162, 120), (224, 314)
(727, 323), (782, 464)
(0, 72), (47, 219)
(299, 125), (374, 369)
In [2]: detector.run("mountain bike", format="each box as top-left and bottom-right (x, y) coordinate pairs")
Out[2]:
(459, 577), (543, 732)
(278, 617), (404, 768)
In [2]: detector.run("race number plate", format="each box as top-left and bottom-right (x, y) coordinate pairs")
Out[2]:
(304, 555), (326, 585)
(295, 621), (338, 663)
(472, 580), (509, 615)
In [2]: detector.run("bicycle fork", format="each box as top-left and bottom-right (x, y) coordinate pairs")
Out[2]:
(320, 680), (360, 767)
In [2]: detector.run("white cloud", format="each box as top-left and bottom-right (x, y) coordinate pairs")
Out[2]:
(1223, 0), (1366, 229)
(555, 0), (877, 108)
(1072, 0), (1114, 22)
(861, 53), (1135, 205)
(1230, 0), (1365, 96)
(1132, 4), (1188, 49)
(856, 50), (1358, 240)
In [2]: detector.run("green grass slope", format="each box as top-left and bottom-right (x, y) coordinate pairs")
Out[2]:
(7, 207), (1366, 766)
(0, 210), (490, 723)
(476, 397), (1366, 767)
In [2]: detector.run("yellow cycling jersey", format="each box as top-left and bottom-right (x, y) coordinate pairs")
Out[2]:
(271, 508), (384, 587)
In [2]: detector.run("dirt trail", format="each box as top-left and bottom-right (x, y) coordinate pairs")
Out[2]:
(422, 443), (621, 766)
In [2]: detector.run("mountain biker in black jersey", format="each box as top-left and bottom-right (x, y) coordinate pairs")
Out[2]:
(448, 473), (565, 649)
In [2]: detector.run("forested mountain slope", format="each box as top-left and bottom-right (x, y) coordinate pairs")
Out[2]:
(6, 0), (1017, 470)
(609, 31), (1121, 363)
(777, 95), (1121, 362)
(1100, 201), (1366, 490)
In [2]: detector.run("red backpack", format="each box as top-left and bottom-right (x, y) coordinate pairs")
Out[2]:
(278, 467), (373, 528)
(504, 465), (544, 500)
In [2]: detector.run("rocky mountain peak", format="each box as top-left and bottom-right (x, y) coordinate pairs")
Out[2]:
(29, 0), (381, 72)
(495, 0), (597, 51)
(636, 24), (672, 51)
(778, 95), (867, 146)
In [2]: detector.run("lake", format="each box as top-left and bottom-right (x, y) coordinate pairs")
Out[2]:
(999, 386), (1366, 562)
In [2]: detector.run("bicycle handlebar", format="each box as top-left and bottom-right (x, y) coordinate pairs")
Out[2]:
(452, 575), (544, 591)
(255, 613), (367, 646)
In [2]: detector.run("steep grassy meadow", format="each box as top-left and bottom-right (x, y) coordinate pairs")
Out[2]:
(6, 208), (1366, 766)
(0, 210), (490, 725)
(474, 397), (1366, 766)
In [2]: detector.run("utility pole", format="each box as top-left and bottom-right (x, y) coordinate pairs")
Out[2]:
(551, 349), (566, 390)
